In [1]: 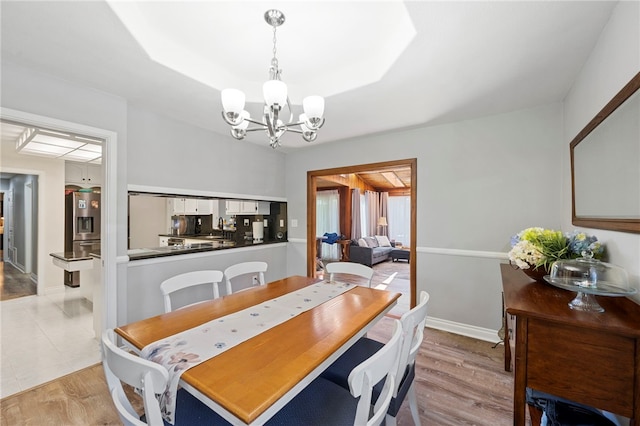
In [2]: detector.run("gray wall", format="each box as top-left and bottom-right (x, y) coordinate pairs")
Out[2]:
(561, 0), (640, 301)
(4, 174), (38, 274)
(127, 107), (286, 198)
(285, 103), (564, 331)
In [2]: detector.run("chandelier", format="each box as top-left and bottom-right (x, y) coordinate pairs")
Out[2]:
(221, 9), (325, 149)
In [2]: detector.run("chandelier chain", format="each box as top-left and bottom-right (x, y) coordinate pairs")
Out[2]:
(271, 25), (279, 72)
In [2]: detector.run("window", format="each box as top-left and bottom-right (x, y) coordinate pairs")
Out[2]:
(359, 193), (367, 237)
(316, 190), (339, 260)
(388, 195), (410, 246)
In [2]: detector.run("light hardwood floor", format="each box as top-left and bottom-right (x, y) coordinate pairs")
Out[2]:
(0, 317), (515, 425)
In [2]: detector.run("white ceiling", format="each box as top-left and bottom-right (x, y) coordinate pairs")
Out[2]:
(0, 1), (617, 150)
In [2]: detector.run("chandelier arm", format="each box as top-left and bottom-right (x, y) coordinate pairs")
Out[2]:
(244, 116), (266, 126)
(244, 127), (269, 133)
(284, 97), (294, 124)
(264, 110), (276, 137)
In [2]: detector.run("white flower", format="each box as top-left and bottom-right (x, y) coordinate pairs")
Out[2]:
(508, 240), (543, 269)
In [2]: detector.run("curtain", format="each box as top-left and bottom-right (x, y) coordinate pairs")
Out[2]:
(365, 191), (379, 237)
(351, 188), (362, 240)
(388, 195), (410, 246)
(379, 192), (389, 236)
(316, 189), (340, 260)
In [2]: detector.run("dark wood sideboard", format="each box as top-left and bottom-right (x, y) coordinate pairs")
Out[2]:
(500, 263), (640, 426)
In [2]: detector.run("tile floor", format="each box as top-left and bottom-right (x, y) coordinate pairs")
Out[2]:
(0, 287), (101, 398)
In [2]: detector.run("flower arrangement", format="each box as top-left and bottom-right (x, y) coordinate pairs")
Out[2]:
(508, 227), (604, 271)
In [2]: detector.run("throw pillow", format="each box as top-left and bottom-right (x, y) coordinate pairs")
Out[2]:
(357, 238), (368, 247)
(375, 235), (392, 247)
(364, 236), (379, 248)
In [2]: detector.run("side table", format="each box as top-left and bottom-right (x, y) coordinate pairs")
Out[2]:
(501, 264), (640, 426)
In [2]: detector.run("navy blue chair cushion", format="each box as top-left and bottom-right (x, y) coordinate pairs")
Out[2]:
(165, 388), (232, 425)
(526, 388), (616, 426)
(321, 337), (385, 389)
(265, 376), (357, 426)
(321, 336), (415, 418)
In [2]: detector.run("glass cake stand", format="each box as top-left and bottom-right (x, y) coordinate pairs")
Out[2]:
(543, 275), (637, 313)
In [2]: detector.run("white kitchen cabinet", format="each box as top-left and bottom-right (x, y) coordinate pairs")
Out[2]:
(65, 162), (101, 186)
(225, 200), (270, 215)
(225, 200), (241, 214)
(196, 199), (214, 214)
(169, 198), (200, 215)
(241, 201), (257, 213)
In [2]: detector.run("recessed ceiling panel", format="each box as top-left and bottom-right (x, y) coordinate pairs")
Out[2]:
(106, 1), (416, 103)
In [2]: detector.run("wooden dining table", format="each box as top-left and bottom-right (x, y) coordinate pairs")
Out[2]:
(115, 275), (400, 425)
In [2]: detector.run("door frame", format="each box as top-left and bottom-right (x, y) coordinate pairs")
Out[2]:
(306, 158), (417, 307)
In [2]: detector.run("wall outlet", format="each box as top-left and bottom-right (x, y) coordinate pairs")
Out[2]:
(252, 275), (259, 285)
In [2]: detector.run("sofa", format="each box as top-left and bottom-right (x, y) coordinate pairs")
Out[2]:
(349, 236), (395, 267)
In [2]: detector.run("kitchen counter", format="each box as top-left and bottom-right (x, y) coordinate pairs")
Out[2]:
(128, 239), (284, 261)
(50, 251), (96, 271)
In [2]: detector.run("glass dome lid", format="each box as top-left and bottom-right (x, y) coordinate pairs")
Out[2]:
(544, 251), (636, 313)
(548, 254), (631, 293)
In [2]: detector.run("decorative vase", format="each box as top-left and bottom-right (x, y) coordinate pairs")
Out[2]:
(521, 266), (549, 283)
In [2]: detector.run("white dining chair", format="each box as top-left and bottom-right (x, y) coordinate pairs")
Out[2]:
(101, 329), (225, 426)
(325, 261), (374, 287)
(265, 319), (403, 426)
(223, 261), (268, 295)
(321, 291), (431, 426)
(160, 270), (224, 313)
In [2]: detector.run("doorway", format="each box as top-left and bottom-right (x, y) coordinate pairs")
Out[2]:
(0, 109), (116, 397)
(306, 159), (417, 309)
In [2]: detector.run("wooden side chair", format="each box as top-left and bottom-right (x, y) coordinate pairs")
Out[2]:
(325, 261), (374, 287)
(321, 291), (431, 425)
(223, 261), (268, 295)
(265, 319), (404, 426)
(101, 329), (223, 425)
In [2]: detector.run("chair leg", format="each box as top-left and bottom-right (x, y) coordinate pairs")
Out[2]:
(385, 413), (397, 426)
(408, 382), (421, 426)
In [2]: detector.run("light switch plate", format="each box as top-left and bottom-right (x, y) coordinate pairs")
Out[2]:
(291, 219), (298, 228)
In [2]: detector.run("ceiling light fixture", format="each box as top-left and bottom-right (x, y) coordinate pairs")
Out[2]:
(16, 128), (103, 163)
(381, 171), (405, 188)
(221, 9), (325, 149)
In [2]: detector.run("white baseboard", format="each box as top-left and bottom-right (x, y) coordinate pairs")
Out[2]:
(425, 316), (501, 344)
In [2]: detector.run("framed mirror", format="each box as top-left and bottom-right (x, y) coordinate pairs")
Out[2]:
(571, 71), (640, 234)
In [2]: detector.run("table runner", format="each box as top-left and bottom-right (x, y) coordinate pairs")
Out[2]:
(141, 281), (354, 424)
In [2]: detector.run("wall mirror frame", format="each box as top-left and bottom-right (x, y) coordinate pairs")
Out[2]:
(570, 71), (640, 234)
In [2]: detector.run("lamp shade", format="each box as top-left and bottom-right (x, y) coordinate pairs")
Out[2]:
(303, 95), (325, 119)
(377, 217), (388, 227)
(221, 89), (245, 114)
(263, 80), (287, 107)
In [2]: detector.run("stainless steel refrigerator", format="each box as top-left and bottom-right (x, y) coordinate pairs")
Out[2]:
(64, 191), (101, 287)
